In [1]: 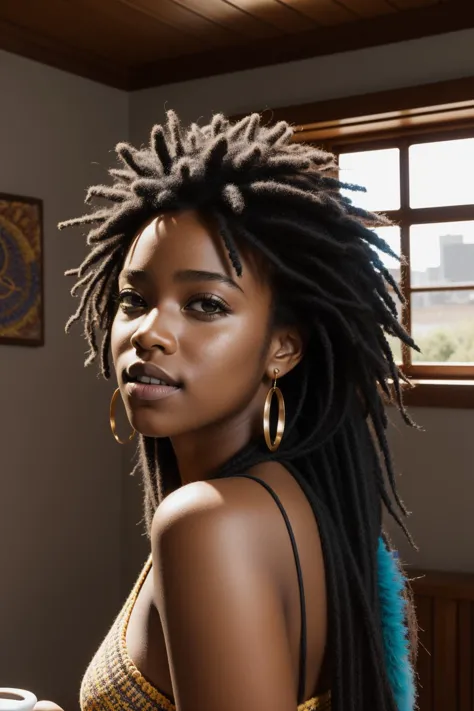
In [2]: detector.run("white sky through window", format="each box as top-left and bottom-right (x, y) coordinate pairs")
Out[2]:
(339, 142), (474, 275)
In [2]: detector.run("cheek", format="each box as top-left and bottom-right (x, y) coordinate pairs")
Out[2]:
(110, 315), (129, 367)
(184, 314), (267, 391)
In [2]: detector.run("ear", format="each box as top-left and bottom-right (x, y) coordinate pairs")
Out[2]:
(265, 327), (304, 381)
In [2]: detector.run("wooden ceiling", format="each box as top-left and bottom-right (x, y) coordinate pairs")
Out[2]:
(0, 0), (473, 90)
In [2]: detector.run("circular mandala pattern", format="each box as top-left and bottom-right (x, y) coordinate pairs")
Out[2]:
(0, 215), (40, 334)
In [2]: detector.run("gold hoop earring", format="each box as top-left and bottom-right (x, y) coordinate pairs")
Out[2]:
(263, 368), (285, 452)
(110, 388), (136, 445)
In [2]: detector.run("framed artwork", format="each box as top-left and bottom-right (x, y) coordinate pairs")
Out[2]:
(0, 192), (44, 346)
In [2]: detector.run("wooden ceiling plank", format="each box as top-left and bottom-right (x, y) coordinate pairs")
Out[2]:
(277, 0), (360, 25)
(224, 0), (318, 33)
(116, 0), (241, 47)
(0, 1), (144, 63)
(131, 0), (474, 88)
(0, 0), (210, 61)
(2, 0), (472, 91)
(0, 18), (129, 88)
(168, 0), (282, 38)
(389, 0), (441, 8)
(0, 0), (201, 65)
(336, 0), (396, 17)
(74, 0), (209, 57)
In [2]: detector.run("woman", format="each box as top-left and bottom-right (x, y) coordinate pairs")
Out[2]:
(39, 112), (417, 711)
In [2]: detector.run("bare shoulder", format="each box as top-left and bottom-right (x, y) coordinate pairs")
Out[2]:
(151, 460), (323, 591)
(153, 460), (310, 519)
(152, 461), (308, 541)
(150, 464), (327, 709)
(151, 471), (283, 570)
(150, 470), (300, 711)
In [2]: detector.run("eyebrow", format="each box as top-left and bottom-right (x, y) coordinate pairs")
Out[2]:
(174, 269), (243, 293)
(118, 268), (243, 293)
(119, 268), (149, 284)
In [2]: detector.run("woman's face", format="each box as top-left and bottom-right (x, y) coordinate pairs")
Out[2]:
(111, 210), (292, 442)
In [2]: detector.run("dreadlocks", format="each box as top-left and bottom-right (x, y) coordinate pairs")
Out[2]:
(59, 110), (418, 711)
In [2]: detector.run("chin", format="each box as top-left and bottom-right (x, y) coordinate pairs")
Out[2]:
(132, 420), (174, 439)
(129, 411), (184, 439)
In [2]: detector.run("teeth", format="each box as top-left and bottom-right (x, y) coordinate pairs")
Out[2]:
(136, 375), (169, 386)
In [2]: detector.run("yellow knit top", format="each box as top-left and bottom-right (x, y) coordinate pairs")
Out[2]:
(80, 555), (331, 711)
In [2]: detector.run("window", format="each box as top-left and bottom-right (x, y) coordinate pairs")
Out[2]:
(268, 77), (474, 409)
(237, 80), (474, 405)
(335, 132), (474, 384)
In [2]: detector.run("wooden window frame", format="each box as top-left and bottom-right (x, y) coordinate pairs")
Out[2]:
(331, 128), (474, 381)
(235, 78), (474, 408)
(317, 126), (474, 408)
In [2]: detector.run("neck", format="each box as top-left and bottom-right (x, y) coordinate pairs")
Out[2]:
(171, 404), (263, 486)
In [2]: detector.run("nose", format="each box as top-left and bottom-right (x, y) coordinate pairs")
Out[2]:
(130, 308), (177, 354)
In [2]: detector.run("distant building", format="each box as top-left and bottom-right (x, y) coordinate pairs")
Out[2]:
(384, 232), (474, 308)
(442, 234), (474, 285)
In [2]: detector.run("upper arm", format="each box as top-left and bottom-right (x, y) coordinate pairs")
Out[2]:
(150, 481), (297, 711)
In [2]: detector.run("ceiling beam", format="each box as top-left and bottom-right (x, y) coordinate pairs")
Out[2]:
(0, 18), (131, 90)
(131, 0), (474, 90)
(1, 1), (473, 91)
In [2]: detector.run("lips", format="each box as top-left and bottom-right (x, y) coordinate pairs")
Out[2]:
(125, 361), (181, 388)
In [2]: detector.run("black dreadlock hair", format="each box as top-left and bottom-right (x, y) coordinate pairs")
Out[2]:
(59, 111), (419, 711)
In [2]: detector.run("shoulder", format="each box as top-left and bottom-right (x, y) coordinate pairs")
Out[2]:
(151, 462), (299, 546)
(151, 472), (280, 568)
(151, 461), (318, 589)
(150, 471), (300, 710)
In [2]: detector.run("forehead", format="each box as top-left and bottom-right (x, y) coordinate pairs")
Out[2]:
(123, 211), (227, 272)
(121, 210), (269, 293)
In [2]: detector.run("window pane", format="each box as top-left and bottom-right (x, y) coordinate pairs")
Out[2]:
(410, 221), (474, 287)
(377, 227), (403, 364)
(386, 299), (403, 365)
(409, 138), (474, 208)
(376, 226), (401, 281)
(387, 335), (402, 365)
(412, 290), (474, 363)
(338, 148), (400, 211)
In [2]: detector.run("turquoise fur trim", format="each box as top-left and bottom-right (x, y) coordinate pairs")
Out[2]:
(377, 537), (416, 711)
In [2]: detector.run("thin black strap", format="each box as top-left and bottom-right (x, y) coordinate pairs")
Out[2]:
(234, 474), (307, 706)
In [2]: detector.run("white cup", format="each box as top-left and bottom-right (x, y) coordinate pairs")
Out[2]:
(0, 689), (37, 711)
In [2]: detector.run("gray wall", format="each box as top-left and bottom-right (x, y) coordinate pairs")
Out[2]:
(131, 28), (474, 139)
(0, 51), (127, 710)
(385, 407), (474, 572)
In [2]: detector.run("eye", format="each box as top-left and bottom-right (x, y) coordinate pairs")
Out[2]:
(116, 290), (147, 313)
(184, 294), (230, 319)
